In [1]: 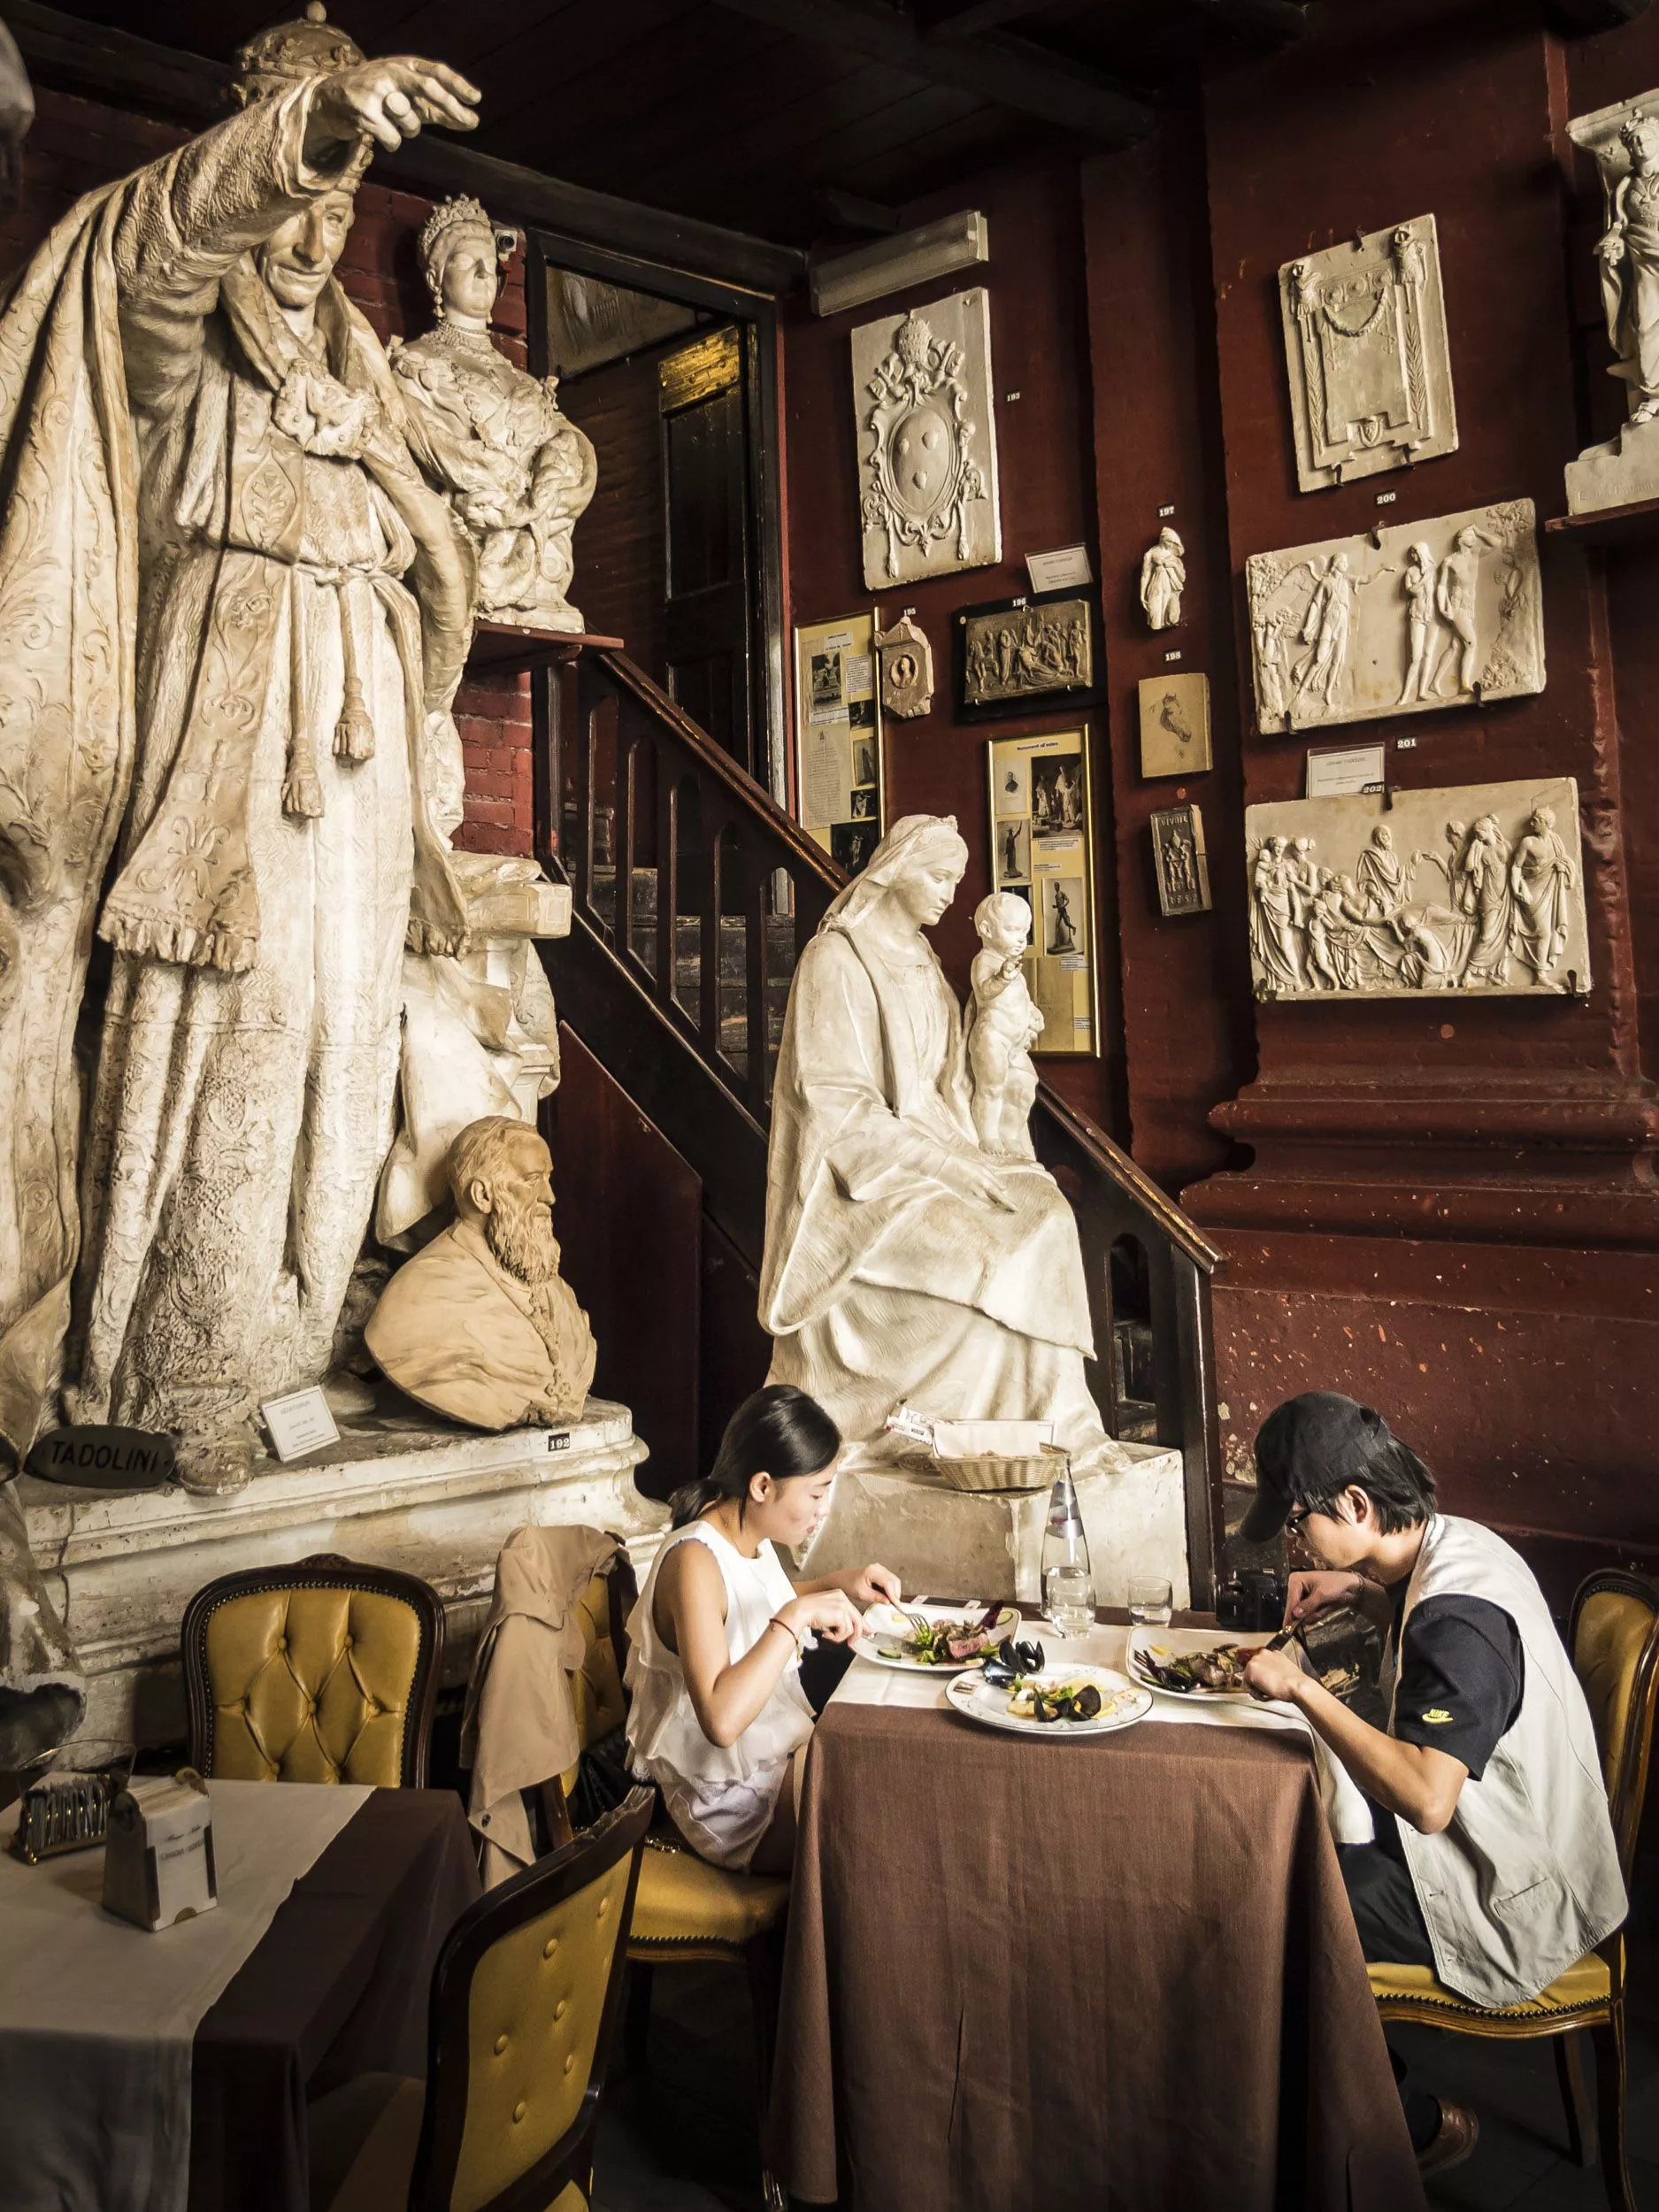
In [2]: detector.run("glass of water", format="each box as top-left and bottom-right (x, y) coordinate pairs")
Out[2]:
(1128, 1576), (1174, 1627)
(1045, 1563), (1096, 1638)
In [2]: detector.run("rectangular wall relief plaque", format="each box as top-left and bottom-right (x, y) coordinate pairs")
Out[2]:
(1244, 777), (1589, 1001)
(853, 288), (1002, 590)
(1245, 500), (1544, 736)
(1279, 215), (1457, 491)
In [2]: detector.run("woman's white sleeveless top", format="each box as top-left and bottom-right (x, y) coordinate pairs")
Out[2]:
(626, 1521), (815, 1786)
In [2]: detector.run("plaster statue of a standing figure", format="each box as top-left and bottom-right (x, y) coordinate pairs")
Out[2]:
(1597, 112), (1659, 426)
(394, 195), (596, 631)
(760, 816), (1110, 1470)
(1139, 526), (1185, 630)
(0, 13), (484, 1502)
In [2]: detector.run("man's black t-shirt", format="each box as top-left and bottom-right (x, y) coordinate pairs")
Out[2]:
(1369, 1586), (1525, 1862)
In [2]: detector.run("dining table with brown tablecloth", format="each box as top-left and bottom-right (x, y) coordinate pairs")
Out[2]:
(767, 1634), (1425, 2212)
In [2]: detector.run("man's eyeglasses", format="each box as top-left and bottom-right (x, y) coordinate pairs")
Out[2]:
(1285, 1505), (1314, 1535)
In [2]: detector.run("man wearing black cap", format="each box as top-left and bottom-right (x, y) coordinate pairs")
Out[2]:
(1240, 1391), (1625, 2176)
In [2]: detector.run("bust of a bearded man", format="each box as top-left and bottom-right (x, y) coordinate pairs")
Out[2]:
(365, 1116), (596, 1430)
(392, 196), (597, 631)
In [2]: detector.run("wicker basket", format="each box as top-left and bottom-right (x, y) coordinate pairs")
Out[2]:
(896, 1448), (1054, 1493)
(932, 1452), (1053, 1494)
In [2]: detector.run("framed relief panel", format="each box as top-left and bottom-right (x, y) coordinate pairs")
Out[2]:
(986, 726), (1099, 1057)
(795, 611), (883, 876)
(955, 585), (1103, 722)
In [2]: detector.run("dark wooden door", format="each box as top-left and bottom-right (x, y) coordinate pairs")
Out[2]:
(660, 326), (755, 775)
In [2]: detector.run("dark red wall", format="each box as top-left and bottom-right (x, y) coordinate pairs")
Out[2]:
(777, 0), (1659, 1599)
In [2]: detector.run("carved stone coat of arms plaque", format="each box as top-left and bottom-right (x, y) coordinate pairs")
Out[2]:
(1279, 215), (1457, 491)
(852, 288), (1002, 590)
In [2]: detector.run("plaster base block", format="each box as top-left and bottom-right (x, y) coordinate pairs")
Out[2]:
(798, 1443), (1190, 1609)
(19, 1397), (666, 1763)
(1565, 417), (1659, 513)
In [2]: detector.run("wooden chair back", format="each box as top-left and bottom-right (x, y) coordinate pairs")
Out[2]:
(1570, 1568), (1659, 1887)
(181, 1554), (444, 1788)
(411, 1786), (653, 2212)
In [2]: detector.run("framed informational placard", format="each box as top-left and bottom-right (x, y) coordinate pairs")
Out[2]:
(795, 611), (884, 877)
(986, 726), (1099, 1058)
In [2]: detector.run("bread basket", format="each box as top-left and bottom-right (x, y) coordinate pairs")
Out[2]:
(904, 1420), (1060, 1494)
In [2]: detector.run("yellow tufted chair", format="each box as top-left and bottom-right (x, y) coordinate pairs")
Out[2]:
(311, 1786), (653, 2212)
(182, 1556), (445, 1789)
(1367, 1568), (1659, 2212)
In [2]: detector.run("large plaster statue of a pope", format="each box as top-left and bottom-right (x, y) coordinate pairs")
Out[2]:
(761, 814), (1112, 1470)
(0, 13), (484, 1500)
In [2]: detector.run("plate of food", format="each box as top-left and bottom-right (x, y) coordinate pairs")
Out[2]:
(1125, 1626), (1274, 1701)
(856, 1601), (1021, 1671)
(947, 1661), (1151, 1737)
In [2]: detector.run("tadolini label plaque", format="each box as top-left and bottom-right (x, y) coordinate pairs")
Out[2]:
(26, 1424), (177, 1489)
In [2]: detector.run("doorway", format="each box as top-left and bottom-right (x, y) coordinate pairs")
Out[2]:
(527, 239), (785, 799)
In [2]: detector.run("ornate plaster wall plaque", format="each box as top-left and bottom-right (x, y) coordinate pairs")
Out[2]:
(1279, 216), (1457, 491)
(1245, 501), (1544, 735)
(875, 610), (934, 718)
(1243, 778), (1589, 1001)
(1564, 89), (1659, 513)
(852, 288), (1002, 590)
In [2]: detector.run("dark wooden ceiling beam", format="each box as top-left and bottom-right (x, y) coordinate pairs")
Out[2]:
(706, 0), (1155, 141)
(4, 0), (805, 290)
(1544, 0), (1652, 26)
(914, 0), (1307, 45)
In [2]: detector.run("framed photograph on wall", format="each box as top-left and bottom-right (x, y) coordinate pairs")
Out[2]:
(795, 610), (883, 875)
(986, 726), (1100, 1058)
(955, 586), (1104, 722)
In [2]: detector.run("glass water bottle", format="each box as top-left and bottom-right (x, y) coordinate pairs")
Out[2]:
(1041, 1460), (1095, 1636)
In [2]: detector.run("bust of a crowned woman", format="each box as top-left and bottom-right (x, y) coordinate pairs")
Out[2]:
(393, 195), (596, 630)
(760, 815), (1111, 1469)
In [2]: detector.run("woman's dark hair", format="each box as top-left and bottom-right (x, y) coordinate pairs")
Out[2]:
(1257, 1391), (1437, 1536)
(668, 1385), (841, 1529)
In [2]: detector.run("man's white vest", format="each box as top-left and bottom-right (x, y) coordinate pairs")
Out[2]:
(1382, 1514), (1626, 2006)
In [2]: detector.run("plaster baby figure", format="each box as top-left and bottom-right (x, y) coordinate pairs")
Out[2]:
(965, 891), (1045, 1160)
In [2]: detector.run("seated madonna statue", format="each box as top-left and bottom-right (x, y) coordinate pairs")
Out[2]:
(760, 814), (1111, 1470)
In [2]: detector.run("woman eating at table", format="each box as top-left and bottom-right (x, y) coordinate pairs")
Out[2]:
(1240, 1390), (1626, 2177)
(625, 1384), (900, 1873)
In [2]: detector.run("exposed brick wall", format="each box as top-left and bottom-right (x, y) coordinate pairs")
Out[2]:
(451, 670), (534, 855)
(0, 84), (535, 859)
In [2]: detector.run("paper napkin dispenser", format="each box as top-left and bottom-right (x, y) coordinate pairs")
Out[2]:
(103, 1770), (218, 1931)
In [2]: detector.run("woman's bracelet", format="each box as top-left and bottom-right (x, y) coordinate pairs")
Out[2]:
(767, 1614), (803, 1656)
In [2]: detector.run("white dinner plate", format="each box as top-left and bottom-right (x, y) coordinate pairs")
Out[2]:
(946, 1664), (1151, 1737)
(853, 1601), (1019, 1673)
(1125, 1625), (1273, 1703)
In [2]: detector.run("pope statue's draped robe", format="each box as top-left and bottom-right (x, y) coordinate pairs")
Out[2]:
(760, 920), (1110, 1466)
(36, 87), (469, 1447)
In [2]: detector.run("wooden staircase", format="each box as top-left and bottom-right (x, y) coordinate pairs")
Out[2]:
(534, 645), (1225, 1602)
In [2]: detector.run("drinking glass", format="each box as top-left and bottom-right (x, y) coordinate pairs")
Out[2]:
(1044, 1563), (1095, 1638)
(1128, 1576), (1173, 1627)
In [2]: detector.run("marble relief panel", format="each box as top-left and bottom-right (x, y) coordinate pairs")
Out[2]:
(1244, 778), (1588, 1002)
(1245, 501), (1544, 736)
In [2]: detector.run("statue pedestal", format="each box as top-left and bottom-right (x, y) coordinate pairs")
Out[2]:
(1565, 416), (1659, 515)
(19, 1397), (665, 1763)
(798, 1441), (1191, 1610)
